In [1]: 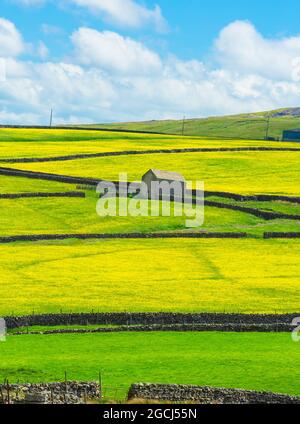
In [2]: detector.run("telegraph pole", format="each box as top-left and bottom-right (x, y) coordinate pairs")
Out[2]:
(49, 108), (53, 127)
(265, 112), (271, 140)
(182, 116), (186, 136)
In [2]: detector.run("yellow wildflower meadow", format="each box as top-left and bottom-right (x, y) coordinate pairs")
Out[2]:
(0, 239), (299, 316)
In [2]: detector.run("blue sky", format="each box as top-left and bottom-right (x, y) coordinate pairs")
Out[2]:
(1, 0), (300, 124)
(3, 0), (300, 60)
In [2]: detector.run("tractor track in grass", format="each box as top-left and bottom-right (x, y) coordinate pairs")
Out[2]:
(1, 146), (300, 163)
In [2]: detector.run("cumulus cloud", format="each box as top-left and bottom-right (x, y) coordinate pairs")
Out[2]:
(37, 41), (49, 59)
(11, 0), (167, 32)
(41, 24), (63, 36)
(215, 20), (300, 81)
(0, 17), (25, 57)
(71, 28), (162, 74)
(0, 58), (119, 124)
(1, 20), (300, 125)
(70, 0), (167, 31)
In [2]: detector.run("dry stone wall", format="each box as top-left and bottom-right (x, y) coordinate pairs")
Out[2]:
(264, 232), (300, 238)
(5, 312), (299, 330)
(0, 192), (85, 199)
(10, 323), (294, 335)
(3, 146), (300, 164)
(128, 384), (300, 404)
(0, 232), (248, 244)
(0, 382), (99, 404)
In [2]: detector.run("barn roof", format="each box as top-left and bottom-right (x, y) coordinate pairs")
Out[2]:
(147, 169), (186, 182)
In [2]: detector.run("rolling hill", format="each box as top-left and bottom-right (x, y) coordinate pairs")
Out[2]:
(0, 126), (299, 398)
(76, 107), (300, 139)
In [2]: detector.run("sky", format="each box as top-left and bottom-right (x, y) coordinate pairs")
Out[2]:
(1, 0), (300, 124)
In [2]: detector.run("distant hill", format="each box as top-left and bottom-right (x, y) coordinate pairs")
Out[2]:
(272, 107), (300, 117)
(75, 107), (300, 139)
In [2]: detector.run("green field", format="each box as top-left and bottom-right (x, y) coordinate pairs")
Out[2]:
(1, 332), (300, 397)
(0, 239), (299, 316)
(8, 150), (300, 196)
(8, 325), (120, 334)
(0, 195), (299, 236)
(0, 130), (298, 315)
(0, 126), (299, 397)
(0, 175), (78, 193)
(0, 128), (299, 161)
(0, 129), (299, 318)
(83, 108), (300, 139)
(208, 196), (300, 215)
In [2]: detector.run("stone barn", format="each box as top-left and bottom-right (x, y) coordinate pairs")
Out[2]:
(142, 169), (186, 200)
(282, 129), (300, 142)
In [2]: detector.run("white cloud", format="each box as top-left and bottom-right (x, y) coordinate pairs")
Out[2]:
(215, 20), (300, 81)
(0, 59), (118, 124)
(71, 28), (162, 74)
(1, 57), (28, 78)
(41, 24), (63, 36)
(1, 20), (300, 125)
(0, 18), (25, 57)
(0, 109), (42, 124)
(70, 0), (167, 31)
(37, 41), (49, 59)
(11, 0), (167, 32)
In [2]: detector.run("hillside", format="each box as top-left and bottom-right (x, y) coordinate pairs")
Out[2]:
(1, 127), (300, 399)
(77, 107), (300, 139)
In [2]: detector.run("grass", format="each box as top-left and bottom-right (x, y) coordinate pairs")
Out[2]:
(8, 325), (120, 334)
(0, 175), (78, 193)
(0, 239), (299, 316)
(84, 108), (300, 139)
(0, 127), (299, 392)
(0, 131), (298, 317)
(0, 128), (299, 161)
(8, 150), (300, 196)
(210, 196), (300, 215)
(0, 195), (299, 236)
(1, 332), (300, 397)
(240, 201), (300, 215)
